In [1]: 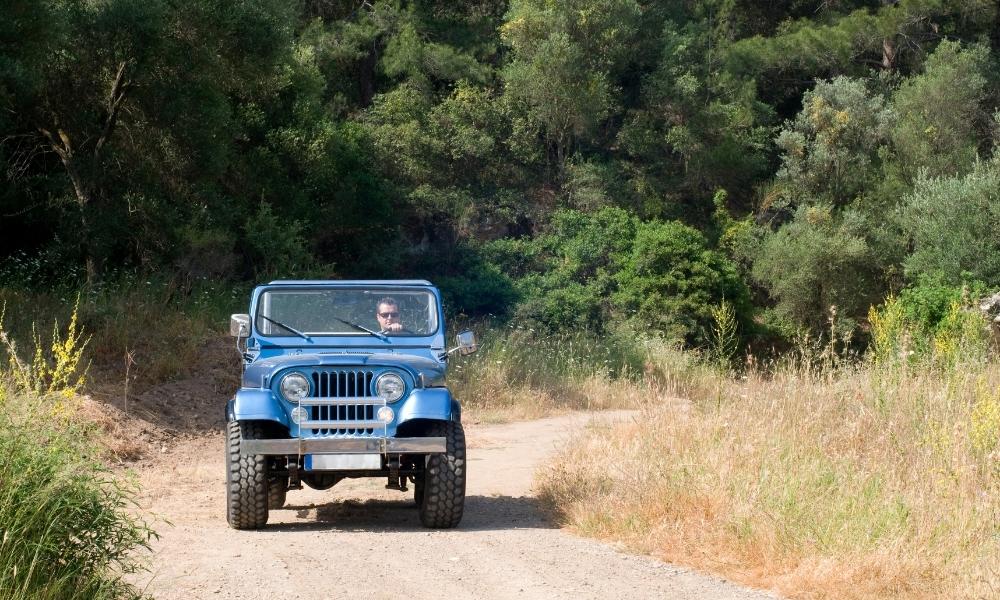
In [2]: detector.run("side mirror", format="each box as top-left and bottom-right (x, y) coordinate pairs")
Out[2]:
(455, 330), (477, 356)
(230, 314), (250, 338)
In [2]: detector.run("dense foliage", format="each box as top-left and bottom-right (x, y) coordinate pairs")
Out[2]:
(4, 0), (1000, 348)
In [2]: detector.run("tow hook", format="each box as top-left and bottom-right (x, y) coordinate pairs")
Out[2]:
(385, 456), (407, 491)
(288, 457), (302, 490)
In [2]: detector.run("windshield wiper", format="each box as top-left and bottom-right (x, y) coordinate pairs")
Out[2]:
(332, 316), (389, 342)
(259, 315), (311, 341)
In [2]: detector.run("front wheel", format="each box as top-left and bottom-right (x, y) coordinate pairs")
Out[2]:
(417, 421), (466, 528)
(226, 421), (269, 529)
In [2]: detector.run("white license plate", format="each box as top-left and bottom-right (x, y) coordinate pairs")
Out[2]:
(305, 454), (382, 471)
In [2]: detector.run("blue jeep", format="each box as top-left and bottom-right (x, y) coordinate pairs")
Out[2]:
(225, 280), (476, 530)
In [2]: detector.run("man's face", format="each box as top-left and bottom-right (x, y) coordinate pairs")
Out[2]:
(376, 302), (401, 331)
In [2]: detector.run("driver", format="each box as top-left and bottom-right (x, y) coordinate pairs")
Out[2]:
(375, 297), (405, 333)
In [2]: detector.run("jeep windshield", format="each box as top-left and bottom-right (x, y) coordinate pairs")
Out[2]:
(255, 288), (438, 337)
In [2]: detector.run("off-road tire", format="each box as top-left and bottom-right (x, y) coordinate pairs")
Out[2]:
(268, 475), (288, 509)
(226, 421), (269, 529)
(417, 421), (465, 528)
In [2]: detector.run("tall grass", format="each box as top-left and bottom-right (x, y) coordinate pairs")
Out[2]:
(0, 276), (248, 390)
(450, 324), (652, 421)
(0, 309), (154, 600)
(536, 338), (1000, 598)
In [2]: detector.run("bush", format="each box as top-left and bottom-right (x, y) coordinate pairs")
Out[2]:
(486, 207), (751, 345)
(902, 160), (1000, 287)
(868, 281), (992, 366)
(0, 416), (154, 600)
(491, 207), (636, 332)
(0, 310), (153, 599)
(436, 260), (518, 318)
(615, 220), (751, 345)
(242, 203), (314, 278)
(897, 276), (988, 332)
(753, 206), (888, 334)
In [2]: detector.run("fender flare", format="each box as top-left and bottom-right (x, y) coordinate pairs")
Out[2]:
(227, 389), (289, 427)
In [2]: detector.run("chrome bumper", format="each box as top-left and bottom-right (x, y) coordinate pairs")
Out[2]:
(242, 436), (446, 456)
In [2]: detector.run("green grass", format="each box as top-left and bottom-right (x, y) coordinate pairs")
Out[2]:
(0, 388), (156, 600)
(0, 307), (156, 600)
(449, 323), (650, 421)
(0, 276), (249, 390)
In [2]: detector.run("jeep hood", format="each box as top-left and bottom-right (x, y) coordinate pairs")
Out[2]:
(242, 352), (447, 389)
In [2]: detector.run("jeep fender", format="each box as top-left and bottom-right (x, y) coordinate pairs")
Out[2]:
(227, 389), (289, 427)
(397, 388), (461, 424)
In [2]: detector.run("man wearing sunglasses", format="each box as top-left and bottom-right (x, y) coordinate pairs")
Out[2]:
(375, 297), (408, 333)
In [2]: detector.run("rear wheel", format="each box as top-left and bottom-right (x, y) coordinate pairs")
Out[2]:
(417, 421), (466, 528)
(413, 480), (424, 507)
(268, 475), (288, 510)
(226, 421), (269, 529)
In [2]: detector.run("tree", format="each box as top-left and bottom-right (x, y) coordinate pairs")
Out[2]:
(618, 19), (772, 221)
(770, 76), (896, 211)
(890, 40), (990, 181)
(902, 160), (1000, 286)
(0, 0), (297, 282)
(501, 0), (642, 176)
(753, 205), (889, 333)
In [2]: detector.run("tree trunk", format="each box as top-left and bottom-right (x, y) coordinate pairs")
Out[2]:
(882, 37), (896, 70)
(881, 0), (898, 70)
(35, 60), (132, 286)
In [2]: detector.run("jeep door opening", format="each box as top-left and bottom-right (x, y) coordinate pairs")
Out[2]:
(225, 280), (476, 529)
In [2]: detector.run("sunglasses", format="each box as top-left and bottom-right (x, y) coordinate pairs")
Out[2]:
(378, 311), (399, 318)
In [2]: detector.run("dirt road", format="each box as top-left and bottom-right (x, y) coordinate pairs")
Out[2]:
(130, 411), (776, 600)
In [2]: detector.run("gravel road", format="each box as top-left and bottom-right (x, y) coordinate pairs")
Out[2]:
(130, 411), (776, 600)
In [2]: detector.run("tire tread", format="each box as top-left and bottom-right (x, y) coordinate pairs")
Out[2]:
(418, 421), (466, 528)
(226, 421), (269, 529)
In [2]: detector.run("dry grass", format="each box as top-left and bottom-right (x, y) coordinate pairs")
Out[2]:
(536, 345), (1000, 599)
(0, 280), (245, 393)
(451, 326), (652, 422)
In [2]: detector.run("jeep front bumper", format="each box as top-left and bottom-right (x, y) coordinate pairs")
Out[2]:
(241, 436), (446, 456)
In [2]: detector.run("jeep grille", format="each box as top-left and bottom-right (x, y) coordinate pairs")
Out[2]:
(299, 369), (380, 436)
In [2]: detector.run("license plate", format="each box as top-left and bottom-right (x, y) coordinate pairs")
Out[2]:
(305, 454), (382, 471)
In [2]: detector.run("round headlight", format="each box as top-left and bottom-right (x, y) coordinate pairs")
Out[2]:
(280, 372), (310, 401)
(375, 373), (405, 402)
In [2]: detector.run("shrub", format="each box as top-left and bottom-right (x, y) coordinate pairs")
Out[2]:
(753, 206), (888, 334)
(242, 203), (314, 278)
(0, 298), (88, 398)
(493, 207), (637, 332)
(902, 160), (1000, 287)
(868, 280), (992, 366)
(0, 415), (154, 600)
(615, 220), (750, 345)
(489, 207), (752, 346)
(0, 310), (153, 599)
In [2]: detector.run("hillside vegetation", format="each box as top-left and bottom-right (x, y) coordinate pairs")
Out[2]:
(3, 1), (1000, 599)
(3, 1), (1000, 344)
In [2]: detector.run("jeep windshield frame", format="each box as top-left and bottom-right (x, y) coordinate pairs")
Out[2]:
(253, 285), (441, 339)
